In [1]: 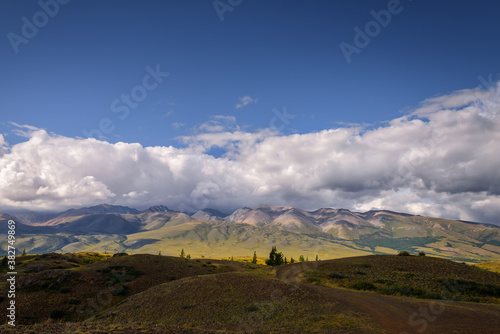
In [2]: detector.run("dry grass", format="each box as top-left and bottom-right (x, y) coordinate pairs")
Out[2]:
(302, 255), (500, 303)
(99, 272), (380, 333)
(476, 261), (500, 273)
(0, 253), (235, 324)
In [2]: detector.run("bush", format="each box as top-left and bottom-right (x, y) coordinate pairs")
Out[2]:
(49, 309), (65, 319)
(418, 252), (426, 256)
(111, 283), (129, 296)
(58, 286), (71, 293)
(379, 284), (426, 297)
(349, 282), (376, 291)
(328, 271), (347, 279)
(398, 251), (411, 256)
(440, 278), (500, 298)
(246, 304), (259, 312)
(305, 276), (321, 284)
(68, 297), (80, 305)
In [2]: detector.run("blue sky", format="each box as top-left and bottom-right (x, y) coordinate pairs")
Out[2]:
(1, 1), (500, 224)
(2, 0), (499, 146)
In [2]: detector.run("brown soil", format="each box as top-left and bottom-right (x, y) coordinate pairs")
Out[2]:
(277, 260), (500, 334)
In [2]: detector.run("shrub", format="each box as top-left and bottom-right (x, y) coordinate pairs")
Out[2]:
(247, 304), (259, 312)
(440, 278), (500, 298)
(49, 309), (65, 319)
(305, 276), (321, 284)
(68, 297), (80, 305)
(58, 286), (71, 293)
(349, 282), (376, 291)
(398, 251), (411, 256)
(102, 266), (142, 286)
(328, 272), (347, 279)
(111, 283), (129, 296)
(354, 270), (367, 275)
(418, 252), (426, 256)
(379, 284), (426, 297)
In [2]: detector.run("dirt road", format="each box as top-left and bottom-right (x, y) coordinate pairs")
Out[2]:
(276, 261), (500, 334)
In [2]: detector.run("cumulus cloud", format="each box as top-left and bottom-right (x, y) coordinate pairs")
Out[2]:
(1, 84), (500, 225)
(235, 96), (258, 109)
(0, 134), (8, 157)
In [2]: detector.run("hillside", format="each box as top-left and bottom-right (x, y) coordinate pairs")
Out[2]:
(1, 253), (500, 333)
(300, 255), (500, 303)
(1, 204), (500, 262)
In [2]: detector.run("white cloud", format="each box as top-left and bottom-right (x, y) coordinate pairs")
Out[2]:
(0, 134), (8, 157)
(1, 84), (500, 225)
(195, 115), (239, 134)
(235, 96), (258, 109)
(171, 122), (184, 128)
(9, 122), (42, 138)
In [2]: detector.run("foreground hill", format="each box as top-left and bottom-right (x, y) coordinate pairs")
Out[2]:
(299, 255), (500, 303)
(1, 204), (500, 262)
(0, 253), (235, 324)
(1, 253), (500, 333)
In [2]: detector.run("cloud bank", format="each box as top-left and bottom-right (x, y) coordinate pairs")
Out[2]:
(1, 84), (500, 225)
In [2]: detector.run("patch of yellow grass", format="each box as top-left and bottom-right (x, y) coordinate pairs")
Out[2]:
(476, 261), (500, 273)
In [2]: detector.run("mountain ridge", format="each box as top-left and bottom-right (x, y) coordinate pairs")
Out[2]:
(1, 204), (499, 262)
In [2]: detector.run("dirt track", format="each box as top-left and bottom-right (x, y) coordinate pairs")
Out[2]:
(276, 261), (500, 334)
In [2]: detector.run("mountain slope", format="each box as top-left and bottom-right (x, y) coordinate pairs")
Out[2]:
(1, 205), (499, 263)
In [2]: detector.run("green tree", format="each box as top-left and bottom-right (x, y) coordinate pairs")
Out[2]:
(299, 255), (305, 262)
(290, 257), (295, 263)
(22, 249), (26, 256)
(186, 254), (191, 259)
(158, 251), (162, 256)
(315, 255), (319, 261)
(306, 256), (309, 262)
(251, 251), (258, 264)
(265, 246), (284, 266)
(180, 248), (185, 258)
(284, 257), (288, 264)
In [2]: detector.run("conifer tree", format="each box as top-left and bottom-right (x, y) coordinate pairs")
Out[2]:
(265, 246), (284, 266)
(252, 251), (258, 264)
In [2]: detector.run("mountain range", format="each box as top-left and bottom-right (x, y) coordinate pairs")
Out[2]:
(1, 204), (500, 262)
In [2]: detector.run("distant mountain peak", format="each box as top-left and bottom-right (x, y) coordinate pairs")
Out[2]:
(59, 204), (140, 217)
(191, 208), (227, 221)
(142, 205), (172, 213)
